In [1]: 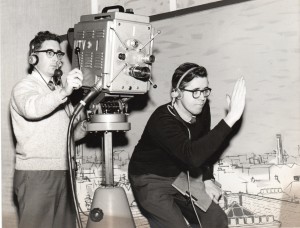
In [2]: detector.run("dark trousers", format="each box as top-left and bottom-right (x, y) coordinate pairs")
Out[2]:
(14, 170), (76, 228)
(129, 174), (228, 228)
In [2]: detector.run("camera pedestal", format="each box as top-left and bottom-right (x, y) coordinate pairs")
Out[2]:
(86, 113), (135, 228)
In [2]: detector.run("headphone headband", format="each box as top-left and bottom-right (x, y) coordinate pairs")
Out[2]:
(174, 67), (198, 90)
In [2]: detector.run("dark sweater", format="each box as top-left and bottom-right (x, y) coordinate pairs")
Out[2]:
(128, 102), (231, 180)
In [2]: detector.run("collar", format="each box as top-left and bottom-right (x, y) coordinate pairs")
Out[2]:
(173, 103), (196, 124)
(32, 69), (53, 84)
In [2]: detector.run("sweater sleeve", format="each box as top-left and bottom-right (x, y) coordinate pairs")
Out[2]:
(200, 108), (216, 180)
(11, 79), (67, 120)
(147, 109), (231, 169)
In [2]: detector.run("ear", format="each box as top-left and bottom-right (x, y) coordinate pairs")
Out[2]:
(176, 89), (183, 99)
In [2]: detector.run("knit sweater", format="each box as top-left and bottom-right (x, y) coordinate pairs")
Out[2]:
(128, 102), (231, 179)
(10, 71), (72, 170)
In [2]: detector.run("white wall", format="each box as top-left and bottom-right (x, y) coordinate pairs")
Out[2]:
(96, 0), (226, 16)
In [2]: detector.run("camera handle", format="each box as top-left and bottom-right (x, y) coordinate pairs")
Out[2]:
(102, 5), (125, 13)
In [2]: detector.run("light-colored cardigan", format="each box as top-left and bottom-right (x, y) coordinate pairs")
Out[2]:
(10, 71), (73, 170)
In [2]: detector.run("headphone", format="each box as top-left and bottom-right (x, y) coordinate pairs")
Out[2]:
(28, 44), (39, 65)
(171, 67), (198, 100)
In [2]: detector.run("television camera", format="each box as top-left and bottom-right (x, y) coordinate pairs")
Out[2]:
(67, 5), (159, 228)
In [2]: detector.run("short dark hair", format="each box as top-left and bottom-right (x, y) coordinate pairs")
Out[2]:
(171, 62), (208, 89)
(29, 31), (60, 55)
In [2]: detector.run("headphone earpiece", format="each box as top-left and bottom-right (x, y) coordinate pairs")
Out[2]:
(171, 88), (182, 99)
(171, 89), (178, 98)
(28, 54), (39, 65)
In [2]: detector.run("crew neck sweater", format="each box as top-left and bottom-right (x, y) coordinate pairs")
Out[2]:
(128, 102), (231, 178)
(10, 71), (71, 170)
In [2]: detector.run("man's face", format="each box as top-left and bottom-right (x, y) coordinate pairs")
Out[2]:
(35, 40), (61, 79)
(178, 77), (210, 116)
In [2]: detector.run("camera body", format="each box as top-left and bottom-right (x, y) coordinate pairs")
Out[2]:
(70, 8), (159, 228)
(72, 11), (154, 95)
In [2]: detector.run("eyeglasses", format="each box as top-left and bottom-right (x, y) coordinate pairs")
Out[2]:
(181, 88), (212, 98)
(35, 49), (65, 60)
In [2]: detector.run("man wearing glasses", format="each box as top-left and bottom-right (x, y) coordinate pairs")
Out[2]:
(10, 31), (86, 228)
(128, 62), (246, 228)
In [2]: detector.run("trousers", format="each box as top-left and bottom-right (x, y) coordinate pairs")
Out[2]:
(129, 174), (228, 228)
(13, 170), (76, 228)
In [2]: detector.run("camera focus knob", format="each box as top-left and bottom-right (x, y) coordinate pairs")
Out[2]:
(90, 208), (104, 222)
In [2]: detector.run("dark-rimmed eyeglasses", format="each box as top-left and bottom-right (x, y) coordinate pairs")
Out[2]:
(181, 88), (212, 98)
(35, 49), (65, 60)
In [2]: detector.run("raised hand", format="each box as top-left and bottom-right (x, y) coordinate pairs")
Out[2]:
(61, 68), (83, 96)
(224, 77), (246, 127)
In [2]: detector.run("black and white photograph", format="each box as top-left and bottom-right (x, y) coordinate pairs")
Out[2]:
(1, 0), (300, 228)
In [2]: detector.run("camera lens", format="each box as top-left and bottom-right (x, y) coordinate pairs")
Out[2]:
(129, 66), (150, 80)
(142, 55), (155, 64)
